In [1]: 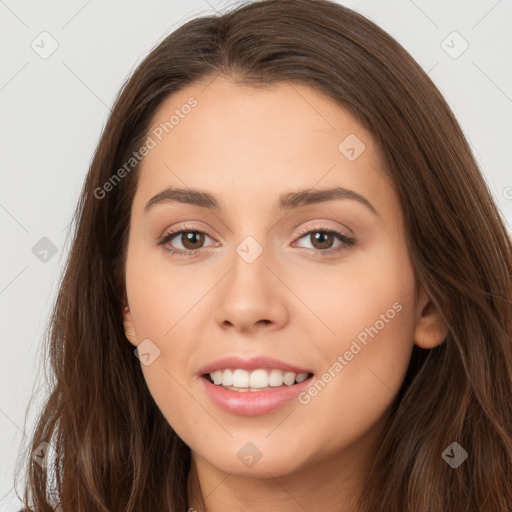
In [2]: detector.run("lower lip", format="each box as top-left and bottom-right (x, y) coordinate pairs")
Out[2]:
(199, 375), (313, 416)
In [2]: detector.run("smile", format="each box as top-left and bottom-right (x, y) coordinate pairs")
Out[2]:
(206, 368), (311, 390)
(200, 371), (315, 416)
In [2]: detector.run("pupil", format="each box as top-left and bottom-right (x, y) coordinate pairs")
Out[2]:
(313, 231), (333, 249)
(184, 231), (203, 249)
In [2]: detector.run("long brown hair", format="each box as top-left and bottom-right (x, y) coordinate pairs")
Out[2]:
(16, 0), (512, 510)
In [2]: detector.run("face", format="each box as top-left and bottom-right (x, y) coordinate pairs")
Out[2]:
(122, 77), (446, 482)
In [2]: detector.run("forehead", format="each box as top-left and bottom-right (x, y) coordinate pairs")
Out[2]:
(134, 77), (392, 217)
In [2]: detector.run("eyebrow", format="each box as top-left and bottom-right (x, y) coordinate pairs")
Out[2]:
(144, 186), (378, 216)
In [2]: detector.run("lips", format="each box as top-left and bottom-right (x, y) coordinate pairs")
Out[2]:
(197, 355), (315, 415)
(198, 355), (313, 376)
(200, 371), (314, 416)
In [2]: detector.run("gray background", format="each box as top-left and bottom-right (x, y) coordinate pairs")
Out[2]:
(1, 0), (511, 509)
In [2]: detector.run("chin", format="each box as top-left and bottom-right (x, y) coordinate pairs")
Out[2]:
(193, 439), (312, 478)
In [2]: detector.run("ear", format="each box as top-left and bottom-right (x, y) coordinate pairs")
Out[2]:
(413, 285), (448, 349)
(122, 303), (138, 347)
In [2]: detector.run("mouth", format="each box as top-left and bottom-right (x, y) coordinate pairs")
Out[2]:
(202, 368), (315, 392)
(197, 355), (315, 414)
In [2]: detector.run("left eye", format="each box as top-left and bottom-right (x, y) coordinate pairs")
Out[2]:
(159, 230), (216, 254)
(293, 228), (356, 254)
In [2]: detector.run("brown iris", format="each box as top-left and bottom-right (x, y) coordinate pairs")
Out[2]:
(180, 231), (205, 250)
(309, 231), (335, 250)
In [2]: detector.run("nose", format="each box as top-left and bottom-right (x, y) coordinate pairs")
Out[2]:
(213, 244), (289, 334)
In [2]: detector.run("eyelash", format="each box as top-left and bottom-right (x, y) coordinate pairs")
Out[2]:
(157, 223), (357, 258)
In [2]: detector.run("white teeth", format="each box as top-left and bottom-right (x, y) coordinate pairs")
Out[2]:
(249, 369), (268, 388)
(283, 371), (296, 386)
(222, 368), (233, 386)
(208, 368), (311, 389)
(212, 370), (223, 385)
(295, 372), (308, 383)
(268, 369), (284, 387)
(232, 369), (250, 387)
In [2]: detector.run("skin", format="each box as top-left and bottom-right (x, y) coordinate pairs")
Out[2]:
(122, 76), (447, 512)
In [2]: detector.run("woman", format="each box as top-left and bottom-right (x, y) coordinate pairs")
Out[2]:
(17, 0), (512, 510)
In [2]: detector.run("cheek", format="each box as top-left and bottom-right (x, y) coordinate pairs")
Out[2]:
(124, 242), (214, 427)
(303, 235), (416, 355)
(125, 237), (207, 339)
(294, 302), (415, 454)
(292, 247), (417, 445)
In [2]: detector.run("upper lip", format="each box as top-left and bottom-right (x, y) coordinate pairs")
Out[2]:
(198, 355), (313, 376)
